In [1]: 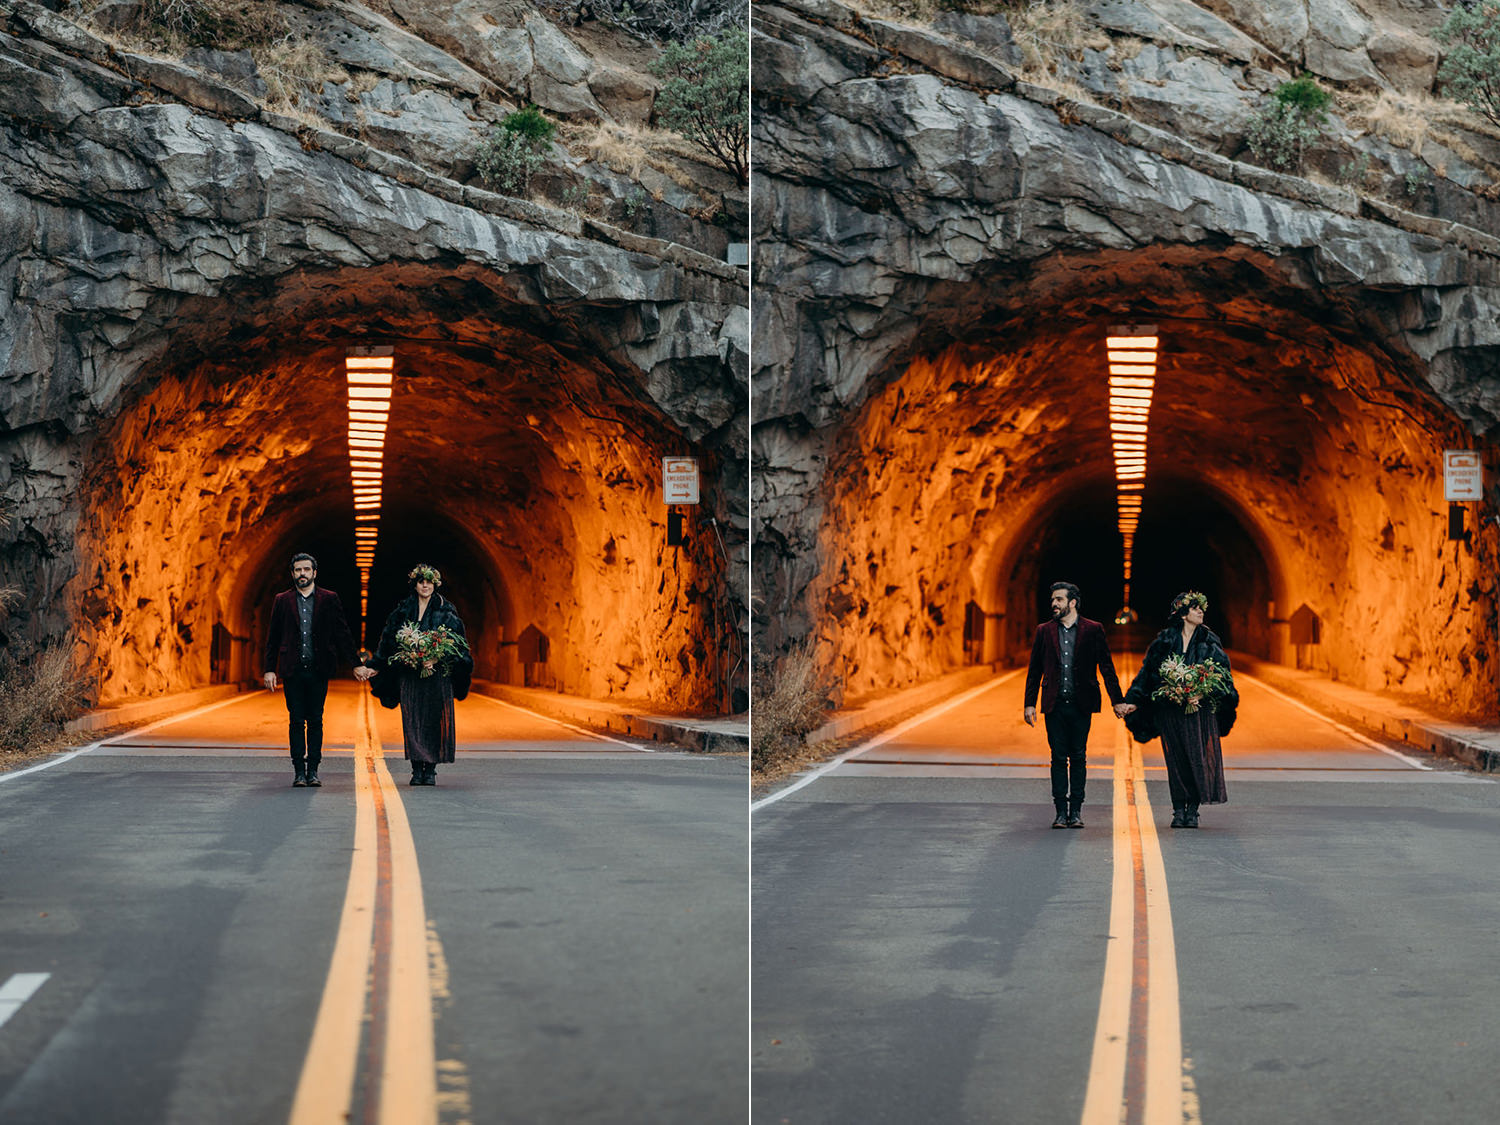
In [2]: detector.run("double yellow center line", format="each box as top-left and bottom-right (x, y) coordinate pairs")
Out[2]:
(289, 688), (438, 1125)
(1080, 718), (1200, 1125)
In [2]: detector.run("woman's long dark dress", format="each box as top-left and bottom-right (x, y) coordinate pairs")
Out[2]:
(371, 592), (473, 765)
(1124, 624), (1238, 808)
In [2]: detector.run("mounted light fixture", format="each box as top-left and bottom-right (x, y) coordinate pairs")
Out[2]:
(1106, 327), (1158, 625)
(346, 346), (395, 645)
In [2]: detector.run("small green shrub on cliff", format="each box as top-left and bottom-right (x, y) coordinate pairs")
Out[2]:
(649, 29), (748, 184)
(1436, 0), (1500, 128)
(475, 107), (558, 196)
(1246, 75), (1332, 172)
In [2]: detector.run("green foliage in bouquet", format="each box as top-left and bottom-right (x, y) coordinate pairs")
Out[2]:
(390, 624), (470, 679)
(1151, 656), (1232, 715)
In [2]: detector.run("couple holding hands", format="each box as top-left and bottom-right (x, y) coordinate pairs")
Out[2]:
(1024, 581), (1238, 830)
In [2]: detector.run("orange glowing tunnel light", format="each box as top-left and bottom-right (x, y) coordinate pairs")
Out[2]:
(345, 356), (394, 370)
(348, 387), (393, 401)
(346, 371), (394, 385)
(1106, 335), (1158, 349)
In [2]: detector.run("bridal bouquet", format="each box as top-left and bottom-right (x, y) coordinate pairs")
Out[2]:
(1151, 655), (1231, 714)
(390, 623), (469, 678)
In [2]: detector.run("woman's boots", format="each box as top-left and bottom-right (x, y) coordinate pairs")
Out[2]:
(1170, 804), (1201, 828)
(407, 762), (439, 786)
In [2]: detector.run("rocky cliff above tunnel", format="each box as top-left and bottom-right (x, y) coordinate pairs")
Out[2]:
(753, 0), (1500, 719)
(0, 0), (748, 712)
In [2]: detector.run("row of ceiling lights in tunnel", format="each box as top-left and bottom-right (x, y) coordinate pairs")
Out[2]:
(1107, 328), (1158, 626)
(346, 347), (394, 646)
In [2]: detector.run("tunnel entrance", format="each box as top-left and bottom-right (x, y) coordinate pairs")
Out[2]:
(808, 247), (1498, 721)
(1012, 473), (1277, 660)
(69, 263), (736, 714)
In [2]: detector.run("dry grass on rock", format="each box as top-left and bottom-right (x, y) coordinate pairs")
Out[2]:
(0, 647), (88, 768)
(1345, 88), (1500, 181)
(751, 644), (835, 774)
(257, 36), (349, 113)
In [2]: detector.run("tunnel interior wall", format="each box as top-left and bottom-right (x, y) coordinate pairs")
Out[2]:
(809, 300), (1499, 720)
(60, 275), (735, 713)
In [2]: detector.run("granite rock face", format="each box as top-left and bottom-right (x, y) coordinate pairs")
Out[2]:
(753, 0), (1500, 719)
(0, 1), (748, 712)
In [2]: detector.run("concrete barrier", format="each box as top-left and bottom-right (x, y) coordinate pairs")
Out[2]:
(470, 681), (747, 753)
(64, 684), (246, 734)
(806, 664), (1004, 748)
(1233, 652), (1500, 773)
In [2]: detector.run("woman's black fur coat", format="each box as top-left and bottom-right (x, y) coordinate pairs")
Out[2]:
(370, 591), (473, 709)
(1123, 624), (1239, 744)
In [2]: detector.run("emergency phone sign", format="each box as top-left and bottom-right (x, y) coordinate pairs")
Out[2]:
(663, 457), (700, 505)
(1445, 450), (1484, 502)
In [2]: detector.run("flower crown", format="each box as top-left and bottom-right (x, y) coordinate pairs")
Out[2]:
(1173, 591), (1209, 612)
(408, 564), (442, 587)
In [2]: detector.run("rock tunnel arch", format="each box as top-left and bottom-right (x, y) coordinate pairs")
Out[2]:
(61, 258), (740, 712)
(801, 244), (1499, 719)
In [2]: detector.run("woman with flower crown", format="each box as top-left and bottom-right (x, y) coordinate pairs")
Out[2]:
(1123, 591), (1238, 828)
(369, 563), (474, 786)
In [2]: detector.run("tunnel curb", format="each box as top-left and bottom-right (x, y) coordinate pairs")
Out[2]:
(63, 684), (245, 734)
(1233, 653), (1500, 774)
(470, 681), (748, 753)
(806, 665), (1001, 749)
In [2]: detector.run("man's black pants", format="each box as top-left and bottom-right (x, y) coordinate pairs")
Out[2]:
(282, 669), (329, 772)
(1044, 699), (1092, 814)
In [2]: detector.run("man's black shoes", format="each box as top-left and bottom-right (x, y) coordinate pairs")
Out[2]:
(292, 770), (306, 787)
(1067, 813), (1084, 829)
(1051, 812), (1068, 829)
(305, 771), (322, 787)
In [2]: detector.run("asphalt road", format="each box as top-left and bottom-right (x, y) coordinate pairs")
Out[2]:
(752, 669), (1500, 1124)
(0, 685), (747, 1125)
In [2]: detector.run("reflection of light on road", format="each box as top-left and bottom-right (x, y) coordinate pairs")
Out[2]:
(1107, 329), (1157, 625)
(347, 349), (394, 645)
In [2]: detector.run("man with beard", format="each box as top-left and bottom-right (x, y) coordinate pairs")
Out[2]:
(263, 552), (371, 787)
(1023, 581), (1134, 828)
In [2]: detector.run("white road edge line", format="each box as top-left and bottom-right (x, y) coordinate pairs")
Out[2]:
(0, 973), (50, 1031)
(0, 690), (264, 786)
(468, 692), (652, 751)
(1239, 672), (1433, 770)
(751, 670), (1026, 813)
